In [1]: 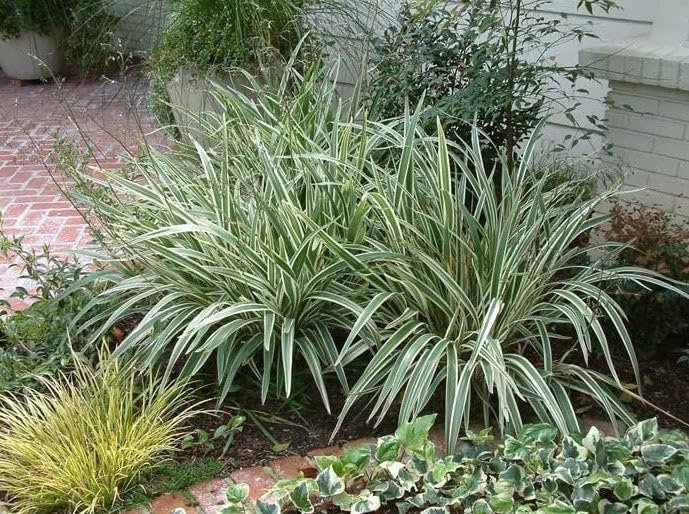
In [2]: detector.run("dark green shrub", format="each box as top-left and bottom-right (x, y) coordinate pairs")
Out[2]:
(367, 0), (616, 166)
(0, 0), (68, 39)
(0, 228), (105, 392)
(601, 201), (689, 359)
(237, 415), (689, 514)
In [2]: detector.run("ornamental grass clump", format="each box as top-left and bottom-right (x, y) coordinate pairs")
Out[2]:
(0, 354), (196, 513)
(66, 62), (687, 453)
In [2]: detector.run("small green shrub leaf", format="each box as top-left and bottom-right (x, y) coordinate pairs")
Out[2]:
(488, 492), (514, 513)
(376, 436), (401, 462)
(226, 483), (249, 504)
(612, 478), (635, 501)
(395, 414), (436, 451)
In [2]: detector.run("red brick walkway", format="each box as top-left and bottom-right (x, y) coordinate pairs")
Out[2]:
(0, 72), (161, 308)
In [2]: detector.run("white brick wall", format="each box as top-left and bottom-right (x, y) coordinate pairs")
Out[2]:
(604, 81), (689, 215)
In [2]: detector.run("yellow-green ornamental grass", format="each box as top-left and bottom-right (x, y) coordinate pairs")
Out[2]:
(0, 355), (197, 513)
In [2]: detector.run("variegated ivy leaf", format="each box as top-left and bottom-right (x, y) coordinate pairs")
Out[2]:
(597, 499), (628, 514)
(632, 498), (661, 514)
(502, 435), (528, 461)
(672, 464), (689, 489)
(332, 492), (353, 509)
(625, 419), (658, 449)
(379, 460), (405, 479)
(429, 459), (461, 485)
(288, 482), (313, 514)
(639, 474), (666, 501)
(641, 444), (678, 465)
(669, 495), (689, 511)
(350, 493), (381, 514)
(657, 474), (683, 495)
(583, 426), (604, 452)
(420, 507), (448, 514)
(452, 468), (488, 500)
(605, 442), (631, 463)
(560, 436), (588, 461)
(492, 479), (515, 497)
(534, 500), (576, 513)
(316, 466), (345, 496)
(370, 480), (405, 500)
(572, 483), (595, 511)
(498, 464), (523, 488)
(255, 500), (281, 514)
(470, 498), (493, 514)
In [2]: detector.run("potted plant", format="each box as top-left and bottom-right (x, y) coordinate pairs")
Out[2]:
(0, 0), (70, 80)
(148, 0), (307, 142)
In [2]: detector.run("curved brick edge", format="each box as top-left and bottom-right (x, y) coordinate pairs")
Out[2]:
(132, 429), (454, 514)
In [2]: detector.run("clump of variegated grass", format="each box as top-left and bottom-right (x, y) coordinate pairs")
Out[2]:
(0, 352), (198, 514)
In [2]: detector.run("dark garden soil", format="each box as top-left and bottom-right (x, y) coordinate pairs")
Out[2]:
(177, 388), (402, 474)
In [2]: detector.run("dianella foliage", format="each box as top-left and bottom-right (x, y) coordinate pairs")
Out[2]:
(68, 63), (686, 453)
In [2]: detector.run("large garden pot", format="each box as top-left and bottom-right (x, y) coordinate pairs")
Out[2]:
(0, 31), (64, 80)
(166, 66), (277, 146)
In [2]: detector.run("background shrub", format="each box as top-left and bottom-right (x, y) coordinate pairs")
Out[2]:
(0, 354), (197, 513)
(0, 227), (105, 393)
(367, 0), (617, 168)
(601, 201), (689, 359)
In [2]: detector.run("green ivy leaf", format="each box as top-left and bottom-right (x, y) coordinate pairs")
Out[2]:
(376, 435), (401, 462)
(488, 492), (514, 513)
(316, 466), (345, 496)
(518, 424), (558, 445)
(340, 446), (372, 473)
(289, 482), (313, 514)
(226, 483), (249, 504)
(313, 455), (339, 471)
(612, 478), (635, 501)
(395, 414), (436, 451)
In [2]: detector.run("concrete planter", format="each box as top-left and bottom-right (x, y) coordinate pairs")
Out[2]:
(166, 68), (263, 145)
(0, 30), (63, 80)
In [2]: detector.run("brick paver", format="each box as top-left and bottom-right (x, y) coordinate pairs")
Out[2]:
(0, 71), (162, 308)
